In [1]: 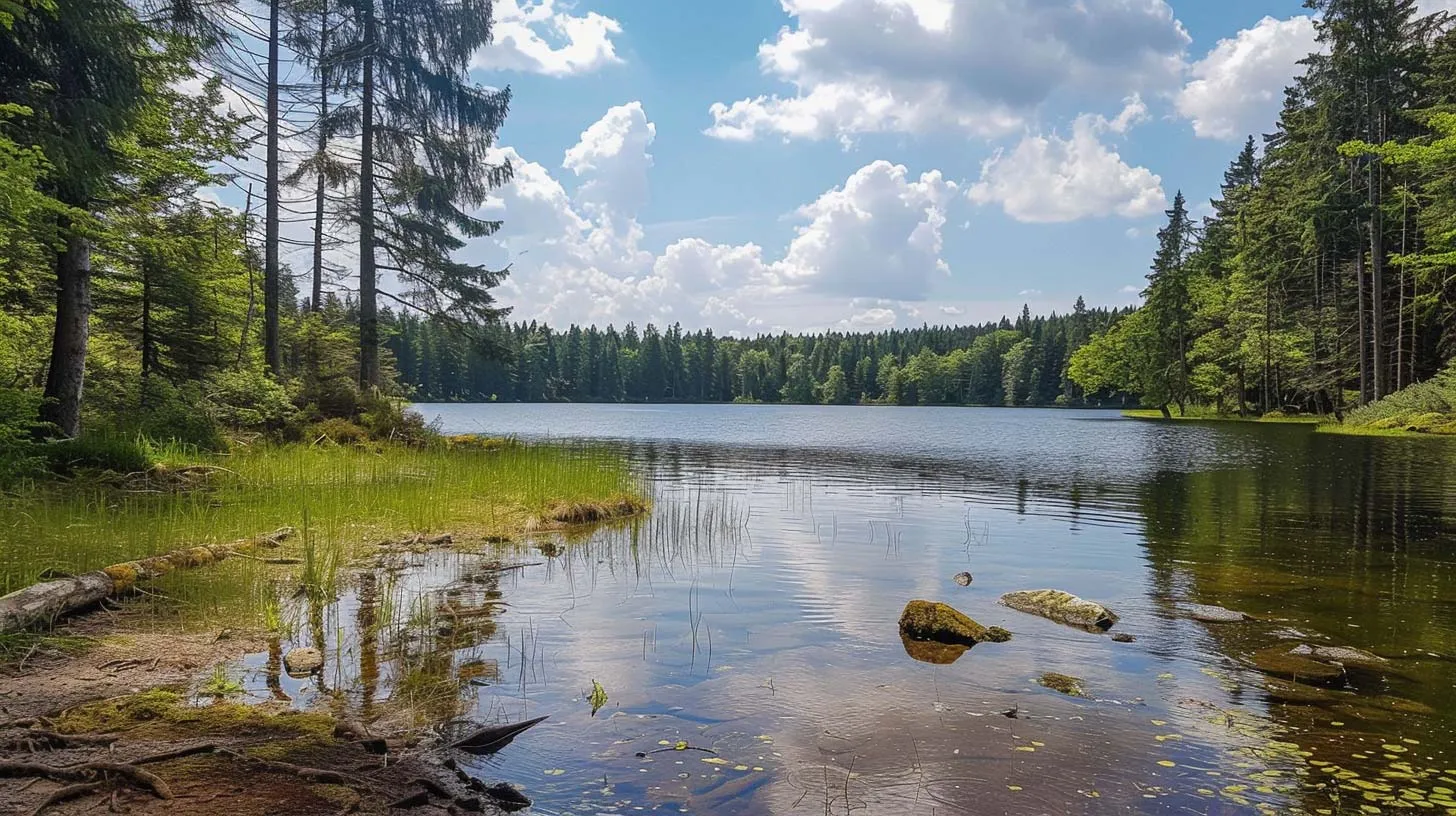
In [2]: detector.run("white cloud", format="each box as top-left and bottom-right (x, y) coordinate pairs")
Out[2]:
(1417, 1), (1456, 14)
(472, 0), (623, 77)
(1125, 227), (1141, 239)
(940, 305), (964, 316)
(1176, 15), (1319, 140)
(706, 0), (1190, 142)
(469, 105), (964, 333)
(774, 160), (957, 300)
(966, 99), (1166, 223)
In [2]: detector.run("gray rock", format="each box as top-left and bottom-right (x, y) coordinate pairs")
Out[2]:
(1183, 603), (1252, 624)
(284, 646), (324, 678)
(953, 572), (973, 586)
(1000, 589), (1119, 631)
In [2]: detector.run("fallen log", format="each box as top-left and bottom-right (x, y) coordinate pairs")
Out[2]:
(0, 528), (295, 635)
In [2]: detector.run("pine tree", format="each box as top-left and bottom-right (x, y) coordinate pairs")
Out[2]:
(334, 0), (513, 388)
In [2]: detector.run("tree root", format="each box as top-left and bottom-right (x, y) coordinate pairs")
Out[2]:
(214, 747), (357, 784)
(0, 729), (120, 752)
(28, 780), (107, 815)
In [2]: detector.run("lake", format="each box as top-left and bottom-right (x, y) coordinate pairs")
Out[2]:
(283, 405), (1456, 814)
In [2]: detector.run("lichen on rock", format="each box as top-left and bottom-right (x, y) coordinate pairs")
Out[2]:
(999, 589), (1119, 631)
(1038, 672), (1087, 697)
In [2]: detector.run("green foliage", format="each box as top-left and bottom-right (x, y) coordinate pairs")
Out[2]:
(35, 433), (153, 476)
(1346, 360), (1456, 430)
(307, 417), (369, 446)
(204, 369), (299, 437)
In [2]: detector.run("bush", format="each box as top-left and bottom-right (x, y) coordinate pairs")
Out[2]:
(0, 388), (44, 484)
(205, 369), (299, 438)
(1346, 361), (1456, 428)
(305, 417), (369, 446)
(37, 433), (153, 476)
(357, 393), (440, 447)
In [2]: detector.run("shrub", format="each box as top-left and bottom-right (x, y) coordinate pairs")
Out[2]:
(305, 417), (369, 446)
(1346, 360), (1456, 428)
(37, 433), (153, 476)
(0, 388), (44, 484)
(358, 393), (440, 447)
(204, 369), (299, 438)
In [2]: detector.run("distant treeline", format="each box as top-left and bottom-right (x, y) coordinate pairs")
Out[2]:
(382, 300), (1136, 406)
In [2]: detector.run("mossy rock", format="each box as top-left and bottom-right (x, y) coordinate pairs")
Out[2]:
(982, 626), (1012, 643)
(898, 600), (993, 646)
(1295, 644), (1387, 671)
(1250, 644), (1345, 684)
(1183, 603), (1251, 623)
(999, 589), (1119, 631)
(1038, 672), (1087, 697)
(900, 633), (969, 665)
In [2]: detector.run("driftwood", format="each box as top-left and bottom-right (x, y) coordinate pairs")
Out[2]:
(0, 528), (294, 635)
(447, 715), (548, 755)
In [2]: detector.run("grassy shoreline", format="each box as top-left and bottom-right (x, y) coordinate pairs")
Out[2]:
(1120, 409), (1456, 438)
(0, 439), (648, 627)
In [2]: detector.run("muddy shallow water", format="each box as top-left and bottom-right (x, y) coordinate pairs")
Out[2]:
(253, 406), (1456, 814)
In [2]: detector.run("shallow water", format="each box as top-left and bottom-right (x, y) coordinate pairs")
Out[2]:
(246, 405), (1456, 814)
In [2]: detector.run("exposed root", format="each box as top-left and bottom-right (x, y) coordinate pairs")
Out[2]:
(0, 729), (120, 752)
(28, 780), (107, 815)
(214, 747), (357, 785)
(0, 759), (173, 800)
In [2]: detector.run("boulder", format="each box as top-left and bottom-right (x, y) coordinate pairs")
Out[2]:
(1250, 644), (1344, 684)
(1183, 603), (1251, 624)
(283, 647), (324, 678)
(1295, 644), (1387, 670)
(1038, 672), (1087, 697)
(953, 572), (973, 587)
(999, 589), (1119, 631)
(899, 600), (994, 646)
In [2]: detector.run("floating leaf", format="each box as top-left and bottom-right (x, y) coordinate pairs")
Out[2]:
(675, 741), (689, 751)
(588, 679), (608, 716)
(1157, 760), (1177, 768)
(1007, 785), (1022, 792)
(543, 769), (565, 776)
(702, 757), (730, 766)
(733, 765), (750, 771)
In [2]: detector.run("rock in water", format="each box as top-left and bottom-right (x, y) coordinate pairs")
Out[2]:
(484, 783), (532, 813)
(1038, 672), (1087, 697)
(1250, 644), (1344, 684)
(1295, 644), (1388, 671)
(999, 589), (1120, 631)
(1184, 603), (1251, 623)
(953, 572), (973, 586)
(1111, 633), (1137, 643)
(899, 600), (996, 646)
(283, 647), (324, 678)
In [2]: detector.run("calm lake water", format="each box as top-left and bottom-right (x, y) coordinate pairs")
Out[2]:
(273, 405), (1456, 814)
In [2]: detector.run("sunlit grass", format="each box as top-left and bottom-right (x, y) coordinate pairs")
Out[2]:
(0, 442), (644, 630)
(1121, 408), (1321, 424)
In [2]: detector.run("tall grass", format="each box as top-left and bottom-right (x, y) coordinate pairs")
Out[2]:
(0, 442), (642, 629)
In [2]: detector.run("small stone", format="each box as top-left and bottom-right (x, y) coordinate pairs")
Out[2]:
(1111, 633), (1137, 643)
(1038, 672), (1087, 697)
(283, 647), (324, 678)
(953, 572), (973, 586)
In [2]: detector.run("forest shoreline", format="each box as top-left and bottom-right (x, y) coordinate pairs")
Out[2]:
(1121, 409), (1456, 439)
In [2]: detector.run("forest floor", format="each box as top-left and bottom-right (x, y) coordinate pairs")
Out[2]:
(0, 602), (516, 816)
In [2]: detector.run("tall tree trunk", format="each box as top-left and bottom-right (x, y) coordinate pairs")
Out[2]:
(40, 232), (92, 438)
(311, 0), (329, 313)
(358, 4), (380, 389)
(264, 0), (282, 375)
(237, 184), (257, 367)
(1357, 241), (1369, 405)
(140, 258), (153, 396)
(1369, 162), (1385, 401)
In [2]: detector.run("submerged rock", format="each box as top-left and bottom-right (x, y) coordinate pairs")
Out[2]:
(1038, 672), (1087, 697)
(1294, 644), (1388, 670)
(1183, 603), (1252, 624)
(953, 572), (973, 586)
(983, 626), (1012, 643)
(999, 589), (1119, 631)
(284, 647), (324, 678)
(898, 600), (995, 646)
(900, 633), (969, 665)
(1111, 633), (1137, 643)
(1250, 644), (1344, 684)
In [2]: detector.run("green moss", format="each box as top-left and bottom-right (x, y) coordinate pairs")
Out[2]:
(898, 600), (991, 645)
(55, 689), (337, 741)
(983, 626), (1013, 643)
(1038, 672), (1087, 697)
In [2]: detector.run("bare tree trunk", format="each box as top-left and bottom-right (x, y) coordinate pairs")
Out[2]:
(1370, 163), (1386, 401)
(237, 184), (257, 367)
(1357, 240), (1369, 405)
(39, 232), (92, 438)
(264, 0), (282, 375)
(311, 0), (329, 313)
(140, 259), (153, 398)
(358, 4), (380, 389)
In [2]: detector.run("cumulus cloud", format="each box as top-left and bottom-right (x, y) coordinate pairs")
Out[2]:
(469, 104), (964, 333)
(472, 0), (623, 76)
(706, 0), (1190, 142)
(1176, 15), (1319, 140)
(966, 99), (1166, 223)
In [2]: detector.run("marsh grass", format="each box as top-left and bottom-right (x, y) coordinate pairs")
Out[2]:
(0, 442), (642, 630)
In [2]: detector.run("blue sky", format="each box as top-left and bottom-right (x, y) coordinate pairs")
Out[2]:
(254, 0), (1454, 334)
